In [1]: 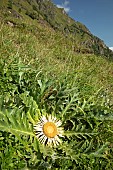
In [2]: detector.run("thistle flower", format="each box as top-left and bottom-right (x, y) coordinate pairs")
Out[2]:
(34, 115), (63, 146)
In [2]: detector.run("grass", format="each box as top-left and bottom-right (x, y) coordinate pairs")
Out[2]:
(0, 21), (113, 169)
(1, 22), (113, 99)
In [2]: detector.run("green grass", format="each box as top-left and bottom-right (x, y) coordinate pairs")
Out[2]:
(0, 20), (113, 169)
(0, 22), (113, 99)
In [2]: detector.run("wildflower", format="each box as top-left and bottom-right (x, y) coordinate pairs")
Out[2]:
(34, 115), (63, 146)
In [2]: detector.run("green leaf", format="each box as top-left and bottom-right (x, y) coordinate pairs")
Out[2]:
(0, 109), (35, 137)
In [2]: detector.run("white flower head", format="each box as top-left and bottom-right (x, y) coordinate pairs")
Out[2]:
(34, 115), (64, 147)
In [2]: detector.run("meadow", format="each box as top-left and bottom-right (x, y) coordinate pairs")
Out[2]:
(0, 22), (113, 169)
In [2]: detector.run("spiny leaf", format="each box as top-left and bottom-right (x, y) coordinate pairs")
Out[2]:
(0, 109), (35, 137)
(64, 131), (98, 138)
(90, 142), (110, 157)
(20, 92), (41, 119)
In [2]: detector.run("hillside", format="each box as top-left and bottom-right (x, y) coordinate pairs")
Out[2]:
(0, 0), (113, 170)
(0, 0), (113, 57)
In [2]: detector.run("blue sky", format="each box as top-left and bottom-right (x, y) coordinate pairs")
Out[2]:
(52, 0), (113, 49)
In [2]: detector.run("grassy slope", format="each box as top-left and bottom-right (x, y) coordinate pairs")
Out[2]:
(0, 21), (113, 169)
(1, 0), (113, 57)
(0, 22), (113, 101)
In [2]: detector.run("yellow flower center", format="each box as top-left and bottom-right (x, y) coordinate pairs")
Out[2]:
(43, 122), (58, 138)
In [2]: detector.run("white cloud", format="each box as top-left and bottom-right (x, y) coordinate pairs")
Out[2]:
(57, 4), (64, 8)
(64, 0), (69, 6)
(109, 47), (113, 51)
(56, 0), (70, 13)
(63, 6), (70, 13)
